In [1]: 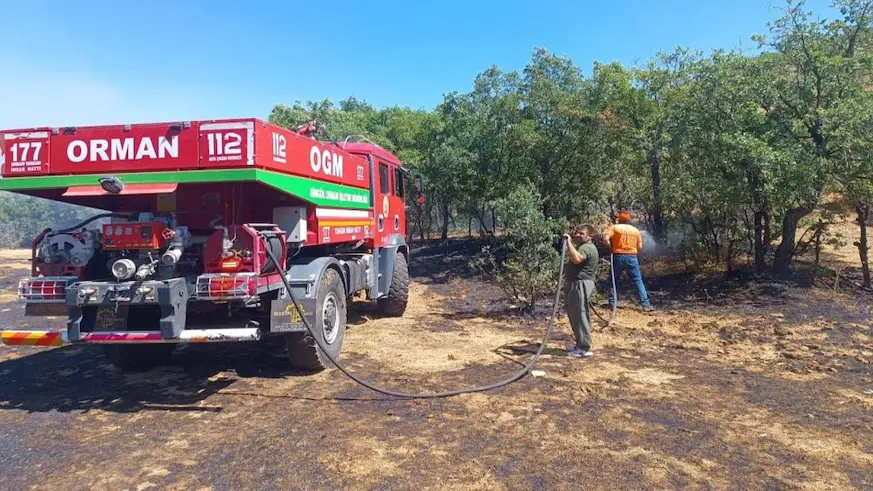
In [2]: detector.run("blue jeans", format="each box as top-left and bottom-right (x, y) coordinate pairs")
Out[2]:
(608, 254), (651, 308)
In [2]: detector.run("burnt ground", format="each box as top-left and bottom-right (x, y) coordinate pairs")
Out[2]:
(0, 235), (872, 490)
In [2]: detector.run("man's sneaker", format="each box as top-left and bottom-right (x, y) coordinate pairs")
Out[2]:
(642, 305), (654, 312)
(567, 348), (593, 358)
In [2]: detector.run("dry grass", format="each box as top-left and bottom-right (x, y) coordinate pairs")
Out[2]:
(0, 222), (871, 489)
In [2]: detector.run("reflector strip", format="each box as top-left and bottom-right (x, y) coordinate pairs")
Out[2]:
(83, 332), (164, 343)
(4, 131), (50, 140)
(317, 220), (371, 227)
(82, 329), (259, 343)
(1, 331), (65, 346)
(315, 208), (370, 218)
(0, 328), (259, 345)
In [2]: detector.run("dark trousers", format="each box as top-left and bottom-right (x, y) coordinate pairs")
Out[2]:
(565, 279), (595, 351)
(608, 254), (651, 308)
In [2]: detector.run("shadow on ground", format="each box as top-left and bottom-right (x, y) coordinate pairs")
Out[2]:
(0, 340), (319, 413)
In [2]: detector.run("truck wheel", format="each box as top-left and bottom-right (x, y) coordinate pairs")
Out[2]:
(101, 344), (176, 372)
(377, 251), (409, 317)
(285, 268), (346, 371)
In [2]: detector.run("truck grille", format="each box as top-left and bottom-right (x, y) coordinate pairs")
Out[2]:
(18, 277), (76, 302)
(195, 273), (257, 300)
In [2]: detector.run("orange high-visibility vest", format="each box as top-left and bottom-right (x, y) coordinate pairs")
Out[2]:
(606, 224), (642, 255)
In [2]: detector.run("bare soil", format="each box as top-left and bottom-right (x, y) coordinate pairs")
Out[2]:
(0, 230), (871, 490)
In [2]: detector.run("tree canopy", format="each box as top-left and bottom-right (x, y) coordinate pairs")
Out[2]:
(2, 0), (872, 294)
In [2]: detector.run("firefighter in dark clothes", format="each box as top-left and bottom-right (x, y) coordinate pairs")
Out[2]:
(562, 223), (598, 358)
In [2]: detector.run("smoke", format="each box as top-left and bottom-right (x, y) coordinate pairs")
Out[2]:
(640, 230), (663, 257)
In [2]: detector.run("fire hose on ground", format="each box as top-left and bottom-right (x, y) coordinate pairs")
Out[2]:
(592, 252), (619, 327)
(260, 236), (619, 399)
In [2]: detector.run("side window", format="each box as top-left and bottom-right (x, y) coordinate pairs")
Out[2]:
(393, 168), (405, 197)
(379, 163), (390, 195)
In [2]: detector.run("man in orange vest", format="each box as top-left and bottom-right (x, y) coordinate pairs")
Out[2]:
(603, 211), (653, 312)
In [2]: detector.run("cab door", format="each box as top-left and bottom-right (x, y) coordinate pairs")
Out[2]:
(389, 165), (407, 238)
(376, 160), (391, 246)
(375, 160), (406, 245)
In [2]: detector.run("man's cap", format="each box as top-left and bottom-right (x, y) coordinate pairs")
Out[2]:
(618, 211), (632, 223)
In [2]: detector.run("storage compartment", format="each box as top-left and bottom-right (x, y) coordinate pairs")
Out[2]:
(273, 206), (308, 243)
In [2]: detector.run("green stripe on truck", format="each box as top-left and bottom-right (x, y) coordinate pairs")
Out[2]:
(0, 169), (372, 209)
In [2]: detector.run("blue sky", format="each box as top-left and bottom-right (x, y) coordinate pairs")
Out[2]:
(0, 0), (836, 129)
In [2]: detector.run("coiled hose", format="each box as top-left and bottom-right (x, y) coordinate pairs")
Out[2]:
(261, 236), (569, 399)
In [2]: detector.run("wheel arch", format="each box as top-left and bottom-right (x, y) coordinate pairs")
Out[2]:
(286, 256), (349, 297)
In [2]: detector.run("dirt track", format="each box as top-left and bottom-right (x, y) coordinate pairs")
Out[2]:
(0, 241), (872, 490)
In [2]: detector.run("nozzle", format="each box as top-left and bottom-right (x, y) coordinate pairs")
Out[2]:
(111, 259), (136, 280)
(161, 247), (183, 266)
(134, 262), (156, 281)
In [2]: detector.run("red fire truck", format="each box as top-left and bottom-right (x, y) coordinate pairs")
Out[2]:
(0, 118), (422, 371)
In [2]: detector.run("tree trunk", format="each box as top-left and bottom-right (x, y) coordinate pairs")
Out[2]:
(419, 214), (425, 242)
(468, 216), (473, 237)
(414, 204), (425, 243)
(856, 201), (871, 289)
(423, 199), (434, 240)
(813, 219), (824, 267)
(726, 238), (735, 277)
(491, 207), (497, 235)
(746, 212), (755, 267)
(648, 129), (666, 243)
(754, 210), (767, 273)
(440, 202), (450, 241)
(477, 204), (491, 235)
(773, 203), (816, 275)
(746, 163), (771, 273)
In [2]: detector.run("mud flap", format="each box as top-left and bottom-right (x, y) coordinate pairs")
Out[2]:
(268, 257), (342, 333)
(269, 294), (317, 333)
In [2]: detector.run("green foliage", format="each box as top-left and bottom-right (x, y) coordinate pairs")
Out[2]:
(3, 0), (872, 286)
(0, 192), (104, 248)
(470, 183), (565, 309)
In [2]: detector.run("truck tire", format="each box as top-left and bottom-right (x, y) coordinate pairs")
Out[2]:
(377, 251), (409, 317)
(101, 344), (176, 372)
(284, 268), (346, 371)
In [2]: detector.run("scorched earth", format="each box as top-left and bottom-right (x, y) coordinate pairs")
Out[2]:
(0, 235), (871, 490)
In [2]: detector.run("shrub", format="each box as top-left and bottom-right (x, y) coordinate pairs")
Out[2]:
(470, 183), (566, 309)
